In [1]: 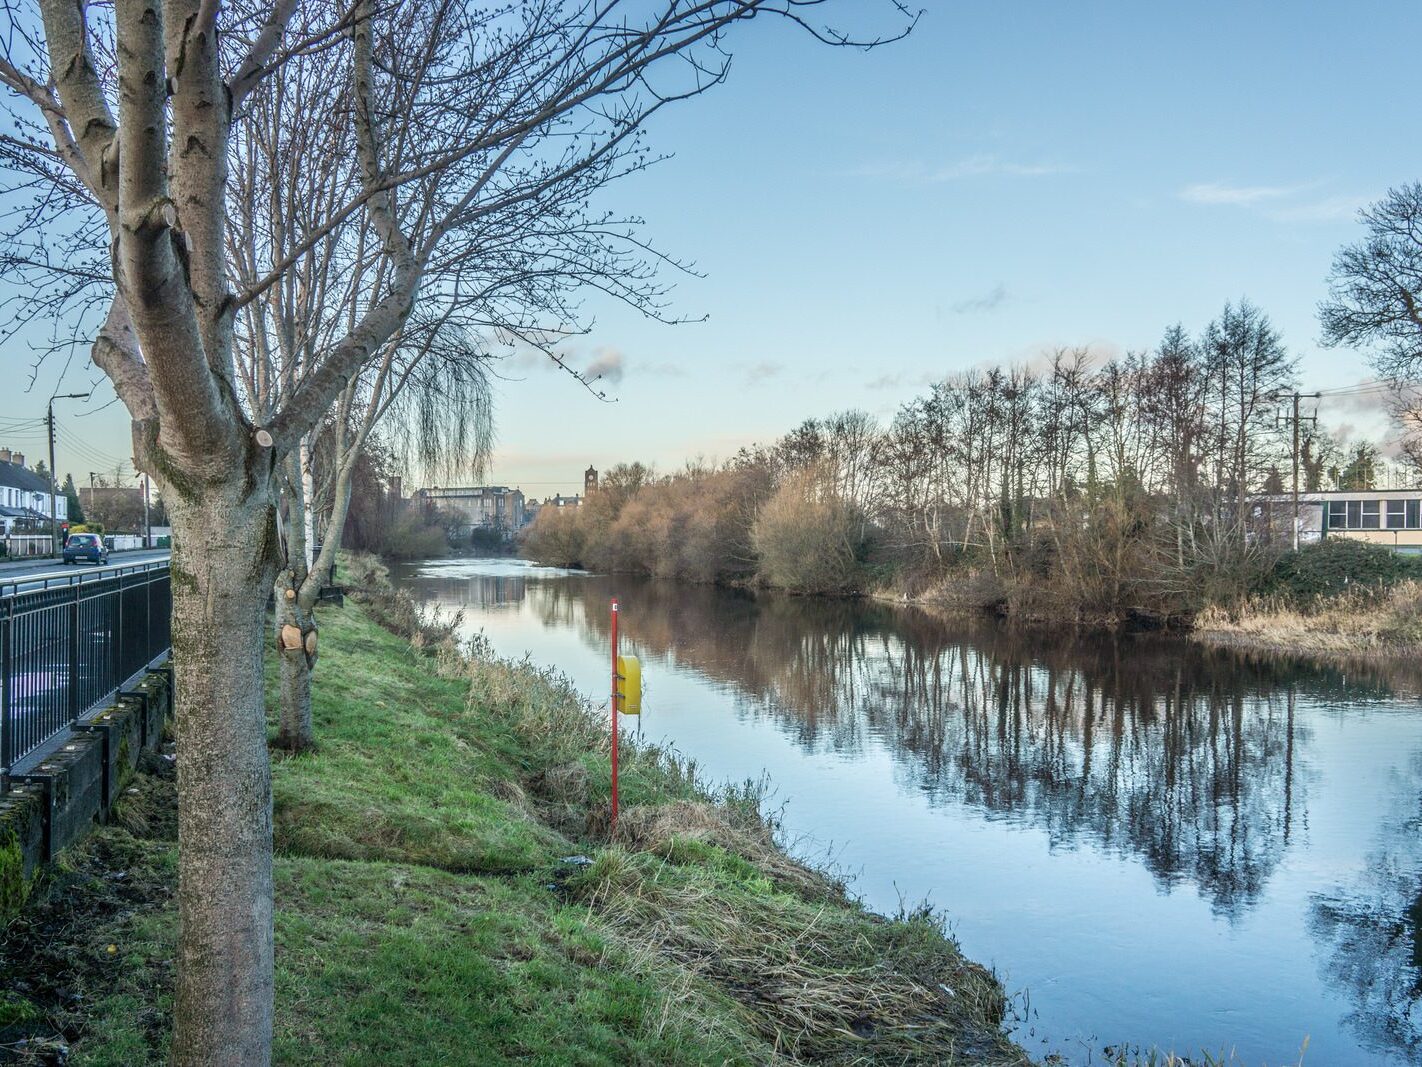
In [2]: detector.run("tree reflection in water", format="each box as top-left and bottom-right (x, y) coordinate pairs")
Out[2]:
(518, 575), (1404, 917)
(1313, 754), (1422, 1059)
(416, 571), (1421, 920)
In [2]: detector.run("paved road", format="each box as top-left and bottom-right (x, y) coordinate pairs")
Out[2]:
(0, 549), (171, 592)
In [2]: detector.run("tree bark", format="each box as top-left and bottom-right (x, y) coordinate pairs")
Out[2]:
(167, 483), (278, 1067)
(300, 434), (316, 567)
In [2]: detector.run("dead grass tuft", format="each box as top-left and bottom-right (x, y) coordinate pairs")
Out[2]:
(528, 761), (589, 805)
(570, 847), (1028, 1065)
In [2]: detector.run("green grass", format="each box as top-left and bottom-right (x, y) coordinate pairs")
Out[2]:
(0, 560), (1028, 1066)
(269, 858), (751, 1066)
(271, 610), (567, 873)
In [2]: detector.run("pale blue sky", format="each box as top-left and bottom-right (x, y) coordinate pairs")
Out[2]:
(2, 2), (1413, 496)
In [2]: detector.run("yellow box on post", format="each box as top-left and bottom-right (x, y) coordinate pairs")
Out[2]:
(616, 654), (642, 715)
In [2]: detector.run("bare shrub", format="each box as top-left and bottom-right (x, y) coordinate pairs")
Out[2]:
(751, 471), (867, 595)
(520, 508), (588, 568)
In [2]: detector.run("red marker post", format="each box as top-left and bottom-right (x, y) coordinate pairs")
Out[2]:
(610, 597), (619, 829)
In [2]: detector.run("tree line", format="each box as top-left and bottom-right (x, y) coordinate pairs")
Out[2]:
(526, 296), (1414, 617)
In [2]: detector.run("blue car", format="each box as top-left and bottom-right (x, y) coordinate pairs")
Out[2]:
(63, 532), (110, 565)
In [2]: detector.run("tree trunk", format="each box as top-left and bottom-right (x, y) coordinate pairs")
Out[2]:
(167, 485), (278, 1067)
(275, 443), (356, 753)
(274, 569), (316, 753)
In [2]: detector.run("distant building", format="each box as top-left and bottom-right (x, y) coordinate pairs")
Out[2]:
(416, 485), (526, 537)
(0, 450), (65, 523)
(546, 494), (582, 510)
(584, 465), (599, 495)
(1253, 489), (1422, 553)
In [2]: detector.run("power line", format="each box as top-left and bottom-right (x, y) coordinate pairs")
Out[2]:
(52, 425), (132, 474)
(53, 423), (129, 464)
(1276, 393), (1320, 551)
(1315, 380), (1413, 399)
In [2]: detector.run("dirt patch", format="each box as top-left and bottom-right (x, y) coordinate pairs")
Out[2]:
(0, 757), (177, 1064)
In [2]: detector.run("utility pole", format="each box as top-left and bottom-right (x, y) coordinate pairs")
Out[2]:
(1277, 392), (1320, 551)
(141, 474), (151, 548)
(45, 392), (89, 555)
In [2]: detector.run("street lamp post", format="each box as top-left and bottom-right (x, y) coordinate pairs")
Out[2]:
(46, 392), (91, 555)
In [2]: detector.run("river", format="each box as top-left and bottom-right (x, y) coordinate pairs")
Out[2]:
(394, 556), (1422, 1065)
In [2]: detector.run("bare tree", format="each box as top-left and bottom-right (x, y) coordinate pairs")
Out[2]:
(0, 1), (914, 1061)
(224, 52), (499, 749)
(1138, 325), (1208, 563)
(817, 409), (881, 509)
(1200, 299), (1296, 520)
(1320, 183), (1422, 379)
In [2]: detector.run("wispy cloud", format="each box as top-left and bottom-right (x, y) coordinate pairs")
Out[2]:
(638, 359), (687, 378)
(1265, 195), (1368, 223)
(507, 343), (628, 386)
(865, 371), (937, 392)
(582, 347), (625, 385)
(952, 282), (1009, 315)
(507, 345), (552, 373)
(742, 360), (782, 386)
(1180, 181), (1371, 224)
(850, 154), (1076, 185)
(1321, 378), (1402, 419)
(866, 373), (906, 391)
(1180, 181), (1305, 206)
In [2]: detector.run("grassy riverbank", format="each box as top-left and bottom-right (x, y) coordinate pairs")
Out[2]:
(0, 558), (1028, 1065)
(896, 580), (1422, 662)
(1190, 579), (1422, 659)
(885, 539), (1422, 663)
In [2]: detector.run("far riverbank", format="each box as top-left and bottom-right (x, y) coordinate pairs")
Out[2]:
(871, 565), (1422, 664)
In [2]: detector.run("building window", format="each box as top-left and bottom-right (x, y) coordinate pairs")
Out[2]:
(1329, 498), (1422, 530)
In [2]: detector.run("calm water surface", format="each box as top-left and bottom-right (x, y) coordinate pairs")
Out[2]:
(395, 557), (1422, 1065)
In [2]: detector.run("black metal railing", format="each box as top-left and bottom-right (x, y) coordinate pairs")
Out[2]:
(1, 561), (171, 778)
(0, 557), (170, 598)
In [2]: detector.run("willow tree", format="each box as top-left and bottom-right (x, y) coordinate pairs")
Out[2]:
(0, 0), (914, 1062)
